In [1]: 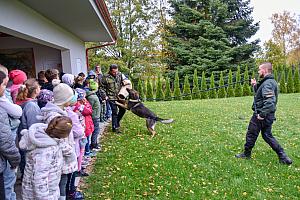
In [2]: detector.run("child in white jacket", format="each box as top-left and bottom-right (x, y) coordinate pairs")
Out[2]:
(19, 116), (73, 200)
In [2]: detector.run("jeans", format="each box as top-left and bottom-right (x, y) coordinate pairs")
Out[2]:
(109, 100), (126, 131)
(3, 162), (16, 200)
(91, 118), (100, 148)
(85, 135), (91, 155)
(59, 174), (68, 196)
(0, 173), (5, 200)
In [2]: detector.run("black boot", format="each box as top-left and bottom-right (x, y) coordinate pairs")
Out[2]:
(235, 151), (251, 159)
(278, 152), (292, 165)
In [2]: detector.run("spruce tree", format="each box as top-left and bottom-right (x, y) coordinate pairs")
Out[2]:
(209, 72), (217, 99)
(146, 78), (154, 101)
(227, 69), (235, 97)
(234, 66), (243, 97)
(287, 68), (294, 93)
(294, 67), (300, 93)
(279, 70), (287, 93)
(167, 0), (259, 77)
(218, 71), (226, 98)
(183, 75), (192, 100)
(200, 71), (208, 99)
(137, 78), (145, 101)
(165, 78), (172, 101)
(192, 69), (200, 99)
(243, 66), (251, 96)
(156, 74), (165, 101)
(173, 71), (182, 100)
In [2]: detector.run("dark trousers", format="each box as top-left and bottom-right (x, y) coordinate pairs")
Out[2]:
(0, 173), (5, 200)
(244, 113), (283, 155)
(91, 118), (100, 148)
(109, 100), (126, 130)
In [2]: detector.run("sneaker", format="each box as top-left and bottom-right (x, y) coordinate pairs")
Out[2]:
(79, 170), (89, 177)
(68, 191), (84, 200)
(113, 128), (121, 134)
(92, 145), (102, 152)
(85, 151), (97, 157)
(235, 152), (251, 159)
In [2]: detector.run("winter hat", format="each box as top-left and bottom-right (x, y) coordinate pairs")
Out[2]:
(87, 70), (96, 79)
(75, 88), (86, 100)
(37, 89), (54, 103)
(89, 79), (98, 91)
(52, 79), (74, 106)
(9, 70), (27, 85)
(62, 73), (75, 87)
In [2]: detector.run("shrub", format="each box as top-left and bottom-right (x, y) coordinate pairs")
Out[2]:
(174, 71), (182, 100)
(192, 69), (200, 99)
(200, 71), (208, 99)
(183, 75), (192, 100)
(218, 71), (226, 98)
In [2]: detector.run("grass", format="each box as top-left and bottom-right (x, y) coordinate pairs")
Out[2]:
(83, 93), (300, 199)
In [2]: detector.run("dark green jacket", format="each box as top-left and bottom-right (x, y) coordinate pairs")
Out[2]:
(86, 91), (101, 119)
(99, 72), (126, 100)
(252, 74), (278, 118)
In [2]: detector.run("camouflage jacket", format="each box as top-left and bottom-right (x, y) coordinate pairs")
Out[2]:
(99, 72), (127, 100)
(252, 74), (278, 118)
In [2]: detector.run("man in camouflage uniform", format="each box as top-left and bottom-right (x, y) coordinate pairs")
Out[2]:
(99, 64), (127, 133)
(235, 62), (292, 165)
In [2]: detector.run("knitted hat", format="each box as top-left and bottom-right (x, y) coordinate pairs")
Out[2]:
(37, 89), (54, 103)
(75, 88), (86, 100)
(52, 79), (74, 106)
(62, 73), (75, 87)
(9, 70), (27, 85)
(87, 70), (96, 79)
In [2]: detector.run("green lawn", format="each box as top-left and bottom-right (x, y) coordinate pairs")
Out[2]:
(84, 93), (300, 199)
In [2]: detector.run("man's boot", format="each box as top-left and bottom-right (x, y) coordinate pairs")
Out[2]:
(278, 151), (292, 165)
(235, 151), (251, 159)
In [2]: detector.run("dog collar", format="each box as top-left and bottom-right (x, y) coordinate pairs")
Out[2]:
(129, 99), (140, 103)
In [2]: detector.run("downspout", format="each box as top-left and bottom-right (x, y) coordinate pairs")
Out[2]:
(85, 41), (116, 69)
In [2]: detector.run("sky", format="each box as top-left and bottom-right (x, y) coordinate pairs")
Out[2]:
(250, 0), (300, 45)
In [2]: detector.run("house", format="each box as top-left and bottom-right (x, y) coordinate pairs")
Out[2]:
(0, 0), (116, 78)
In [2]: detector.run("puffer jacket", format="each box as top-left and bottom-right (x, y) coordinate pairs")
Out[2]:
(19, 123), (64, 200)
(252, 74), (278, 118)
(73, 101), (94, 137)
(38, 102), (78, 174)
(0, 107), (21, 173)
(65, 107), (84, 157)
(99, 72), (127, 100)
(18, 99), (41, 136)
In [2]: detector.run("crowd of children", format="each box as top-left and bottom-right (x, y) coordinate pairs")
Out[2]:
(0, 64), (111, 200)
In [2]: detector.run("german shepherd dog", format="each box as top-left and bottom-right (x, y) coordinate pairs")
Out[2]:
(116, 88), (174, 137)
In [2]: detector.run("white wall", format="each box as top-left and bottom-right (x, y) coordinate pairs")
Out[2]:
(0, 36), (62, 75)
(0, 0), (87, 74)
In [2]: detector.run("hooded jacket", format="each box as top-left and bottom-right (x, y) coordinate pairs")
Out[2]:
(252, 74), (278, 118)
(19, 123), (66, 200)
(0, 107), (21, 173)
(38, 102), (78, 174)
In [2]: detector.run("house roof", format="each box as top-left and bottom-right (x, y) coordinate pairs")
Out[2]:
(19, 0), (117, 42)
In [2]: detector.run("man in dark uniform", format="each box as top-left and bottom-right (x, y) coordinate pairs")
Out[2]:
(99, 64), (127, 133)
(235, 62), (292, 165)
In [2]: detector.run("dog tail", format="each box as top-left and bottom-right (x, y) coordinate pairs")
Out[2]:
(159, 118), (174, 124)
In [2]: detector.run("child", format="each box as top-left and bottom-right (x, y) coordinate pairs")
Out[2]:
(19, 116), (72, 200)
(74, 88), (94, 155)
(8, 69), (27, 103)
(85, 79), (101, 151)
(37, 89), (54, 108)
